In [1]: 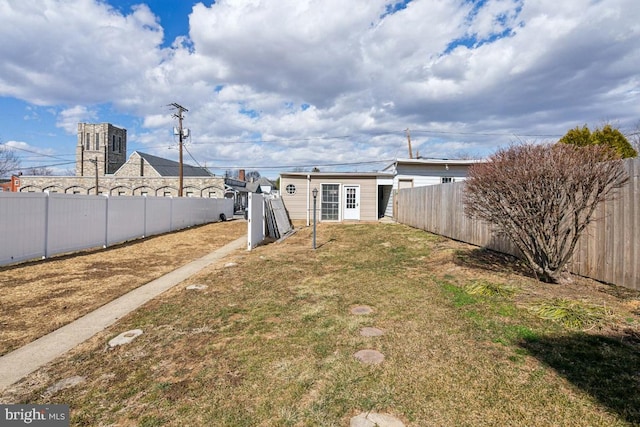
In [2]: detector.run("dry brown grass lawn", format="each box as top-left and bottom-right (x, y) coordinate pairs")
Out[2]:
(0, 219), (246, 356)
(1, 222), (639, 426)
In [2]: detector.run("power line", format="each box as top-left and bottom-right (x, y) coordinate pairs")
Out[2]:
(206, 159), (394, 170)
(409, 129), (563, 137)
(8, 161), (76, 174)
(0, 143), (73, 162)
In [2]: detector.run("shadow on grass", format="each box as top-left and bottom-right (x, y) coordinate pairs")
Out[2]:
(520, 333), (640, 424)
(453, 247), (533, 278)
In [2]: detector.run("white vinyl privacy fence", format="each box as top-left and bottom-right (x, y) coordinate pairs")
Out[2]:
(0, 192), (233, 266)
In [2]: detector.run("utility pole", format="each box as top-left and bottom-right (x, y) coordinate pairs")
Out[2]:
(405, 128), (413, 159)
(169, 103), (188, 197)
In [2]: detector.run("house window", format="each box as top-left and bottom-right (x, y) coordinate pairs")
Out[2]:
(441, 177), (454, 184)
(141, 191), (148, 196)
(321, 184), (340, 221)
(286, 184), (296, 195)
(85, 133), (90, 150)
(95, 133), (99, 150)
(208, 192), (217, 198)
(186, 191), (194, 197)
(112, 135), (116, 152)
(118, 137), (122, 152)
(118, 191), (126, 196)
(164, 191), (171, 197)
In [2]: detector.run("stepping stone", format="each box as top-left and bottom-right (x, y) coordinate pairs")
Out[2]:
(360, 327), (384, 337)
(350, 305), (373, 315)
(45, 376), (85, 395)
(108, 329), (143, 348)
(224, 262), (238, 268)
(350, 412), (405, 427)
(354, 349), (385, 365)
(185, 284), (208, 290)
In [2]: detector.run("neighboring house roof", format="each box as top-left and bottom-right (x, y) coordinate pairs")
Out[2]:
(280, 172), (393, 178)
(247, 176), (274, 193)
(225, 176), (275, 194)
(224, 177), (255, 194)
(136, 151), (212, 177)
(383, 157), (484, 172)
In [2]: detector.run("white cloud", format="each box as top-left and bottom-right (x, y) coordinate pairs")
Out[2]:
(0, 1), (164, 105)
(56, 106), (97, 134)
(0, 0), (639, 171)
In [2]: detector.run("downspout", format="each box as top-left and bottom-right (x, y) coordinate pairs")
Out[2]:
(306, 174), (310, 226)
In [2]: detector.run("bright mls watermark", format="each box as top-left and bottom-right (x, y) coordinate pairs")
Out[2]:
(1, 405), (69, 426)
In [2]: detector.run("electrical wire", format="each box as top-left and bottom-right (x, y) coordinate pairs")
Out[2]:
(0, 143), (74, 162)
(206, 159), (395, 170)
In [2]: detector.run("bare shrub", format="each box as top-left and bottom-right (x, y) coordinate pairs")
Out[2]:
(464, 143), (628, 283)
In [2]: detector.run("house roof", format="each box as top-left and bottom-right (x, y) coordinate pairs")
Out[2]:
(246, 176), (274, 192)
(382, 157), (484, 172)
(136, 151), (212, 177)
(225, 176), (275, 194)
(280, 172), (393, 178)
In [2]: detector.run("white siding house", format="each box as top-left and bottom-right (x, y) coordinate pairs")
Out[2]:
(382, 158), (483, 217)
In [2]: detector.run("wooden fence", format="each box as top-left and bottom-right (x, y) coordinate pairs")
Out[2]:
(396, 157), (640, 290)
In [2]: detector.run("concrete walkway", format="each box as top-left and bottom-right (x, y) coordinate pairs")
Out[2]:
(0, 236), (246, 391)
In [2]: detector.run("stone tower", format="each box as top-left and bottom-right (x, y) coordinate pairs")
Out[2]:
(76, 123), (127, 177)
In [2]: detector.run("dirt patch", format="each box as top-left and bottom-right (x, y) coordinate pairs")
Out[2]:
(0, 220), (246, 356)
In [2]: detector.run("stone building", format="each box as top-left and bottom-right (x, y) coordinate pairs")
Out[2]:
(17, 123), (225, 198)
(76, 123), (127, 176)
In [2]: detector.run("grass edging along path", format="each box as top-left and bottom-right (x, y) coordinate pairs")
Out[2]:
(2, 223), (640, 426)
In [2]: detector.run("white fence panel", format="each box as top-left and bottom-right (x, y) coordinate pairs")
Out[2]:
(107, 196), (146, 246)
(0, 193), (235, 266)
(0, 193), (47, 264)
(247, 193), (265, 250)
(46, 194), (107, 256)
(145, 197), (173, 236)
(171, 197), (193, 230)
(217, 198), (234, 222)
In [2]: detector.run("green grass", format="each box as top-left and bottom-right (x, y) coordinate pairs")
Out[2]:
(5, 223), (639, 426)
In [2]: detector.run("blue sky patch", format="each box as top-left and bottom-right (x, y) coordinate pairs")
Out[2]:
(239, 106), (260, 119)
(381, 0), (413, 19)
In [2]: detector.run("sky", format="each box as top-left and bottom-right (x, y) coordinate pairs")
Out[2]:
(1, 0), (639, 178)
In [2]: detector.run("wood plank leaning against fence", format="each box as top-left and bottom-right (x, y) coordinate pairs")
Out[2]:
(396, 157), (640, 291)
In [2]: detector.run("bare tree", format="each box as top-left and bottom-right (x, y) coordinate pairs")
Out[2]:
(27, 167), (54, 176)
(464, 143), (628, 283)
(0, 144), (21, 177)
(245, 170), (261, 181)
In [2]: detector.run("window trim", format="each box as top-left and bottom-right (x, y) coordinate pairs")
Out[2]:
(320, 182), (341, 222)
